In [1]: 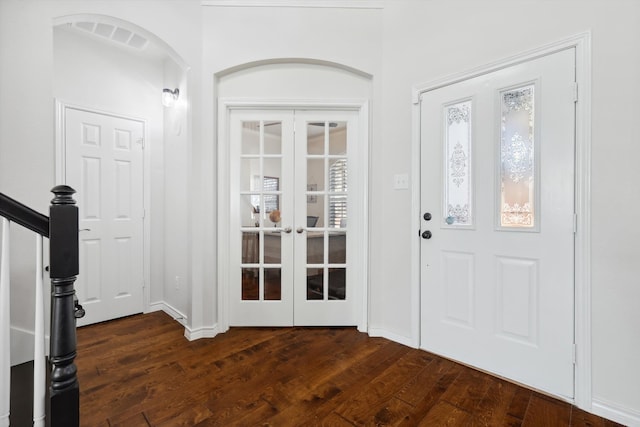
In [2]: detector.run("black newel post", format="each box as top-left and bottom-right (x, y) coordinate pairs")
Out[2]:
(48, 185), (80, 427)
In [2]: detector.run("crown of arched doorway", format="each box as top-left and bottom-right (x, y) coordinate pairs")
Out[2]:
(215, 57), (372, 80)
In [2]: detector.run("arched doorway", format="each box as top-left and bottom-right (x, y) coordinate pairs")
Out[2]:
(53, 14), (189, 325)
(216, 60), (372, 332)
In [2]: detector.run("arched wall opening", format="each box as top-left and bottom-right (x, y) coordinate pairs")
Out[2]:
(51, 14), (191, 330)
(213, 59), (373, 331)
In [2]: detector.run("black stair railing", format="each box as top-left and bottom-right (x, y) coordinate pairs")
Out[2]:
(0, 185), (82, 427)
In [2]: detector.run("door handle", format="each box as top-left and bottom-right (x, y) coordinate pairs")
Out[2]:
(79, 228), (91, 232)
(283, 227), (292, 234)
(296, 227), (304, 234)
(422, 230), (432, 239)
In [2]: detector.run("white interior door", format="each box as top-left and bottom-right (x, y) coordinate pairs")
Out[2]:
(229, 109), (359, 327)
(229, 110), (296, 326)
(293, 111), (358, 326)
(65, 107), (145, 326)
(420, 49), (576, 398)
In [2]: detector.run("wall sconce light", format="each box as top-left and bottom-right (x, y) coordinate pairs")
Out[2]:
(162, 88), (179, 107)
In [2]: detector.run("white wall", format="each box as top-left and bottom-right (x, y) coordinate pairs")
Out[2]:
(162, 57), (191, 320)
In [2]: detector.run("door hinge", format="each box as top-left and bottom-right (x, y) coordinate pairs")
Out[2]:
(573, 213), (578, 233)
(143, 209), (146, 220)
(137, 138), (145, 149)
(571, 82), (578, 103)
(572, 343), (577, 364)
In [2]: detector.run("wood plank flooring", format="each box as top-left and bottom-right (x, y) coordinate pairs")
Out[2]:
(76, 312), (622, 426)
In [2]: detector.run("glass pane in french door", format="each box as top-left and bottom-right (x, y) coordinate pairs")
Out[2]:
(303, 121), (348, 301)
(240, 119), (284, 301)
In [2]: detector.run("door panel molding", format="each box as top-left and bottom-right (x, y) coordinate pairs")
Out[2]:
(54, 100), (151, 318)
(411, 32), (591, 408)
(217, 98), (369, 333)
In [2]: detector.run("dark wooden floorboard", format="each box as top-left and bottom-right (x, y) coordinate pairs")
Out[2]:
(74, 312), (624, 426)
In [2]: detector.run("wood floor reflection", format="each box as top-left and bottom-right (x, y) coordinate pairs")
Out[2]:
(242, 269), (346, 301)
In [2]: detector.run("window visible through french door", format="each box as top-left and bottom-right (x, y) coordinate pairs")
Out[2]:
(228, 108), (362, 327)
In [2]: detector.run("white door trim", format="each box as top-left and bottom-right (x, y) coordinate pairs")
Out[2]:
(410, 32), (592, 408)
(54, 100), (152, 315)
(217, 98), (370, 333)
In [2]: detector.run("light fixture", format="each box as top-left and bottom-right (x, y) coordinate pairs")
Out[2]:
(162, 88), (179, 107)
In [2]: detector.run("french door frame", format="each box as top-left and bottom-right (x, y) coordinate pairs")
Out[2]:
(217, 98), (370, 333)
(411, 33), (592, 408)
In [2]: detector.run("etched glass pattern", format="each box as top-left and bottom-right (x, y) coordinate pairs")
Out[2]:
(444, 100), (473, 226)
(500, 85), (535, 228)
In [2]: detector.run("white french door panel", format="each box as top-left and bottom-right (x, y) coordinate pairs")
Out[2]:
(64, 108), (145, 326)
(420, 48), (576, 398)
(293, 110), (358, 326)
(229, 110), (296, 326)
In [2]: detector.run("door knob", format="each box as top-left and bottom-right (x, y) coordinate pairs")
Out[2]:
(283, 227), (292, 233)
(422, 230), (432, 239)
(423, 212), (432, 221)
(296, 227), (304, 234)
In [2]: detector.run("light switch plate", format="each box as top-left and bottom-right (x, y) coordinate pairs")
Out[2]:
(394, 173), (409, 189)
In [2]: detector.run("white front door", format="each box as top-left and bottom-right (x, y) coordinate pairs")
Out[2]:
(64, 107), (145, 326)
(229, 109), (359, 326)
(420, 49), (576, 398)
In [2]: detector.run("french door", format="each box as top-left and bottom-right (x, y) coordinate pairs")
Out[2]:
(420, 49), (576, 398)
(229, 109), (359, 326)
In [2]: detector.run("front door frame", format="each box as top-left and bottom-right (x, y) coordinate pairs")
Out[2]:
(54, 100), (151, 317)
(217, 98), (370, 333)
(411, 32), (592, 408)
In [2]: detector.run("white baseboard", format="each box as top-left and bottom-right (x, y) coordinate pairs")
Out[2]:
(10, 326), (49, 367)
(148, 301), (188, 326)
(592, 397), (640, 427)
(148, 301), (219, 341)
(368, 327), (417, 348)
(184, 324), (220, 341)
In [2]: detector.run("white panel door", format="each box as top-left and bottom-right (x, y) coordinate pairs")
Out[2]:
(228, 109), (359, 327)
(420, 49), (576, 398)
(65, 107), (144, 326)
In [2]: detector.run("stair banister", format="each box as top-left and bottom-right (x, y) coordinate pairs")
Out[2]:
(0, 186), (81, 427)
(0, 193), (49, 238)
(48, 185), (80, 427)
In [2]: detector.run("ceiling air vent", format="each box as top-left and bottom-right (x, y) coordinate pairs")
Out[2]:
(72, 21), (149, 50)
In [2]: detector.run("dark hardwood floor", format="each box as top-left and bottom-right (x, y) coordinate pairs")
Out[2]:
(76, 311), (622, 426)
